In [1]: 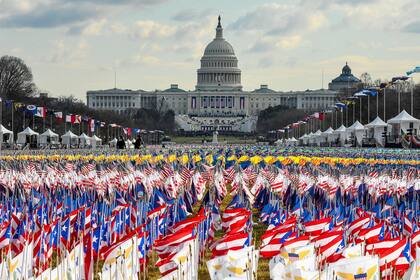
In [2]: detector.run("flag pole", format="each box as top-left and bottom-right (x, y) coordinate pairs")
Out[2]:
(397, 83), (401, 113)
(411, 77), (414, 115)
(383, 87), (386, 121)
(11, 101), (14, 144)
(0, 97), (2, 153)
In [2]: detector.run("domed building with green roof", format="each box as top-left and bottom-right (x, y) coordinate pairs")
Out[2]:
(328, 62), (361, 91)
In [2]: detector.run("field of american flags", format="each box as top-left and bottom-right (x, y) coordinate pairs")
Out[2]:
(0, 146), (419, 279)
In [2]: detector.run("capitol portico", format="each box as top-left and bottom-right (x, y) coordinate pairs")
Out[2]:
(87, 16), (356, 133)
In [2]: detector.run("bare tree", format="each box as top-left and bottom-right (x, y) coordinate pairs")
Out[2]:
(360, 72), (373, 88)
(0, 55), (36, 99)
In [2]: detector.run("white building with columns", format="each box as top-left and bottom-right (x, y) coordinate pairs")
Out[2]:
(87, 16), (340, 133)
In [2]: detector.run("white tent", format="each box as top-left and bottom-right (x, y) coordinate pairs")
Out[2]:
(125, 139), (133, 149)
(90, 135), (102, 148)
(274, 139), (284, 146)
(0, 125), (14, 144)
(346, 121), (366, 146)
(307, 132), (316, 145)
(321, 127), (336, 144)
(333, 125), (348, 146)
(314, 130), (322, 146)
(287, 137), (298, 146)
(39, 129), (59, 145)
(17, 127), (39, 145)
(366, 116), (390, 147)
(299, 134), (309, 145)
(387, 110), (420, 135)
(79, 133), (91, 147)
(346, 121), (365, 131)
(62, 130), (79, 146)
(109, 138), (118, 147)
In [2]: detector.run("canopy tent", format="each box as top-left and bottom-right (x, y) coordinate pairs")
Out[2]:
(286, 137), (298, 146)
(333, 125), (348, 146)
(125, 139), (133, 149)
(39, 129), (59, 145)
(62, 131), (79, 146)
(79, 133), (91, 147)
(109, 138), (118, 147)
(366, 116), (390, 147)
(274, 139), (284, 146)
(313, 130), (322, 146)
(307, 132), (316, 145)
(346, 121), (366, 146)
(90, 135), (102, 148)
(16, 127), (39, 145)
(321, 127), (336, 144)
(346, 121), (365, 131)
(387, 110), (420, 135)
(0, 125), (14, 144)
(299, 134), (309, 145)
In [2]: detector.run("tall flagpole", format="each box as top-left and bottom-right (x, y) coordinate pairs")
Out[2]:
(411, 77), (414, 115)
(331, 110), (333, 128)
(11, 101), (14, 144)
(353, 101), (355, 123)
(335, 110), (338, 128)
(345, 107), (348, 126)
(0, 97), (2, 153)
(397, 84), (401, 113)
(376, 90), (379, 117)
(383, 87), (386, 120)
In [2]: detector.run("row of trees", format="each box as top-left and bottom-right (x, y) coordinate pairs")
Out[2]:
(0, 55), (175, 140)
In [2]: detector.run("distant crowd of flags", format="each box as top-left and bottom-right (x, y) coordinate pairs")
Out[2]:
(0, 147), (418, 279)
(282, 65), (420, 133)
(1, 99), (140, 136)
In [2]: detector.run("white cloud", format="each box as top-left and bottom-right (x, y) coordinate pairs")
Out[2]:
(46, 39), (89, 65)
(276, 35), (302, 50)
(0, 0), (168, 29)
(131, 20), (176, 39)
(331, 0), (419, 32)
(131, 54), (160, 65)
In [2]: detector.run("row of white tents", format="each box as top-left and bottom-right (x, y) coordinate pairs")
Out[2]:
(295, 110), (420, 147)
(0, 127), (104, 148)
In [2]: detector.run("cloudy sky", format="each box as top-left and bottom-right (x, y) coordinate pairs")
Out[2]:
(1, 0), (419, 100)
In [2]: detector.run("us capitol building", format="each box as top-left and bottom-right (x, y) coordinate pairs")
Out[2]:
(86, 16), (361, 133)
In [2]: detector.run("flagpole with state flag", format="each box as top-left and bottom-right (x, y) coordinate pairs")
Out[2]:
(0, 96), (2, 153)
(406, 66), (419, 115)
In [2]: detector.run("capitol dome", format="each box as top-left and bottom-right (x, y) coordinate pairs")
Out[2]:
(203, 37), (235, 56)
(196, 16), (242, 91)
